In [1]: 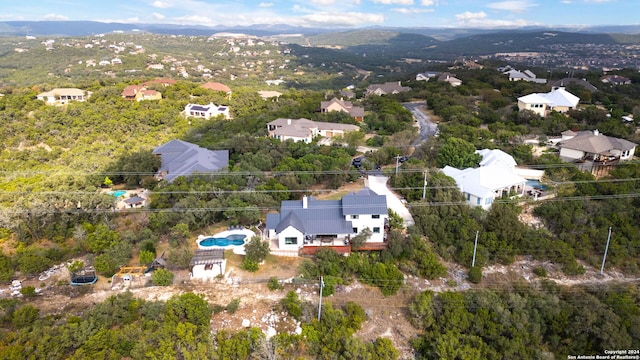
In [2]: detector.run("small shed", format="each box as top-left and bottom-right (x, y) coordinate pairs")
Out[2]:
(190, 249), (226, 280)
(123, 196), (146, 208)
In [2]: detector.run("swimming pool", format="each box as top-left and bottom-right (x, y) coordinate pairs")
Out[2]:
(199, 234), (246, 247)
(526, 179), (547, 190)
(196, 228), (256, 250)
(110, 190), (127, 198)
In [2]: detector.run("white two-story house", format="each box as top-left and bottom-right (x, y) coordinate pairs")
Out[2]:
(184, 103), (231, 120)
(266, 188), (388, 253)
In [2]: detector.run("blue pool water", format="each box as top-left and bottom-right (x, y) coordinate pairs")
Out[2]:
(199, 234), (247, 247)
(526, 180), (547, 190)
(110, 190), (127, 197)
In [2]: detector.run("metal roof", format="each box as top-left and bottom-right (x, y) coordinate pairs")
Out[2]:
(267, 189), (387, 236)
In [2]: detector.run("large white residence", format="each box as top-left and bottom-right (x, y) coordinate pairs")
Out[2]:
(442, 149), (526, 210)
(266, 188), (388, 252)
(184, 102), (231, 120)
(517, 87), (580, 117)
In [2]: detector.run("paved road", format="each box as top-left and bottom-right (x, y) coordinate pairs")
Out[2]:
(403, 102), (438, 144)
(366, 175), (414, 228)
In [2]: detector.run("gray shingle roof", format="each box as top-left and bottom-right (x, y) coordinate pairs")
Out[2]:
(153, 140), (229, 183)
(559, 131), (637, 153)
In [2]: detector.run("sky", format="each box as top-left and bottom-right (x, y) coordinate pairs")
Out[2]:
(1, 0), (636, 29)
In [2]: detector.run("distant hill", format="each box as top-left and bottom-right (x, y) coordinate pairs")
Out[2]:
(1, 20), (639, 39)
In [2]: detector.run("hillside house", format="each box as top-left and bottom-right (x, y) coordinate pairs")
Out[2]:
(36, 88), (90, 105)
(416, 71), (440, 81)
(200, 82), (232, 98)
(442, 149), (526, 209)
(266, 118), (360, 143)
(320, 97), (365, 122)
(504, 69), (547, 84)
(549, 78), (598, 92)
(184, 103), (230, 119)
(558, 129), (636, 164)
(121, 85), (162, 101)
(266, 188), (388, 253)
(517, 87), (580, 117)
(152, 140), (229, 183)
(437, 72), (463, 87)
(601, 75), (631, 85)
(365, 81), (411, 96)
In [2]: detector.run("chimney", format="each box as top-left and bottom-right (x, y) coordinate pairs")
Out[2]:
(287, 119), (291, 125)
(302, 195), (308, 209)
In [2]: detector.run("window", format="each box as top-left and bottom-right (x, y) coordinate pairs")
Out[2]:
(477, 197), (481, 205)
(466, 193), (470, 201)
(485, 198), (493, 205)
(351, 215), (359, 220)
(352, 228), (358, 233)
(373, 227), (380, 233)
(284, 237), (297, 245)
(372, 214), (380, 219)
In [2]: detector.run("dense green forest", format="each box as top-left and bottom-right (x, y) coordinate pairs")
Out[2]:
(1, 33), (640, 358)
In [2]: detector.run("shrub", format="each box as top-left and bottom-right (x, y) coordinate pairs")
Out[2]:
(281, 291), (302, 320)
(151, 268), (174, 286)
(533, 266), (547, 277)
(226, 298), (241, 314)
(20, 286), (37, 298)
(267, 277), (282, 291)
(241, 259), (259, 272)
(139, 250), (155, 265)
(468, 266), (482, 284)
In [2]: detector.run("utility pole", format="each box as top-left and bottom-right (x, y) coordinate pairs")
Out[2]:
(472, 230), (479, 268)
(422, 171), (428, 200)
(600, 227), (612, 275)
(395, 155), (401, 175)
(317, 276), (324, 322)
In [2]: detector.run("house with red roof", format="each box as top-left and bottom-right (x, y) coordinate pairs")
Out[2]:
(121, 85), (162, 101)
(200, 82), (232, 98)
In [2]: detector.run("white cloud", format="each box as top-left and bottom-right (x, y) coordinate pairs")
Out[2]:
(152, 12), (165, 20)
(152, 1), (172, 9)
(455, 11), (487, 21)
(310, 0), (337, 4)
(300, 12), (385, 26)
(392, 7), (434, 13)
(420, 0), (437, 5)
(43, 13), (69, 20)
(371, 0), (414, 5)
(258, 2), (274, 7)
(584, 0), (615, 2)
(486, 1), (537, 13)
(454, 11), (535, 27)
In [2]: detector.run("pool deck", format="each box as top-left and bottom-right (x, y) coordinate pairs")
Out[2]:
(196, 228), (256, 251)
